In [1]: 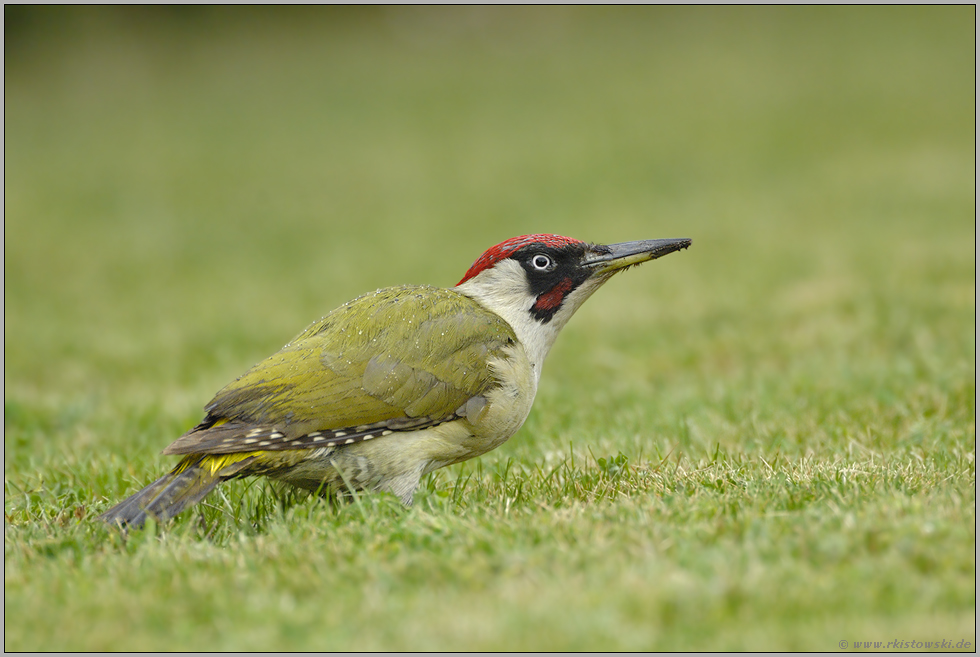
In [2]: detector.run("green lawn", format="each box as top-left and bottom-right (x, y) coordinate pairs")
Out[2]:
(4, 6), (975, 651)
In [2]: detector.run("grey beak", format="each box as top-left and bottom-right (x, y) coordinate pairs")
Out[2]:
(586, 238), (692, 274)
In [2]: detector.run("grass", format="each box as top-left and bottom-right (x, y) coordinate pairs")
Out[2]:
(4, 6), (975, 651)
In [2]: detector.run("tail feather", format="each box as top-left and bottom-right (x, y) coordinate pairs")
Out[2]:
(100, 454), (257, 529)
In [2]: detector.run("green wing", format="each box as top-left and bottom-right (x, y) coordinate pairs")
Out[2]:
(163, 285), (516, 455)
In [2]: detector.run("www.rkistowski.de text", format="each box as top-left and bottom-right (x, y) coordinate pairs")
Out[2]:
(839, 639), (972, 650)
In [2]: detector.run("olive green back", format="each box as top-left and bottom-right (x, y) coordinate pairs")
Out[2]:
(165, 285), (517, 454)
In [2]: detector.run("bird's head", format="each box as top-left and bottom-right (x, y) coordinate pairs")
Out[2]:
(455, 234), (691, 375)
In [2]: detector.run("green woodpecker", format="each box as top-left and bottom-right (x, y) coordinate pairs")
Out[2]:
(100, 234), (691, 528)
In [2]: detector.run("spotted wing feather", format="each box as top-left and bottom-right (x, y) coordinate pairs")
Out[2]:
(162, 414), (461, 455)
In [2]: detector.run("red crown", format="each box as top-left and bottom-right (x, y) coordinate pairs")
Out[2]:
(457, 234), (585, 285)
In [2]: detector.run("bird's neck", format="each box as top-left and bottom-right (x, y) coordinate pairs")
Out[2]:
(455, 259), (609, 382)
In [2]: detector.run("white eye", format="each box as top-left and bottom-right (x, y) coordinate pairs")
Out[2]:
(531, 254), (553, 271)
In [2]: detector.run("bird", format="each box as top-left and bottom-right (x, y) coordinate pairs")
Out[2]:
(99, 234), (691, 528)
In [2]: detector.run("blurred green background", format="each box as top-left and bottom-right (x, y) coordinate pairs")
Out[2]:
(4, 6), (975, 651)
